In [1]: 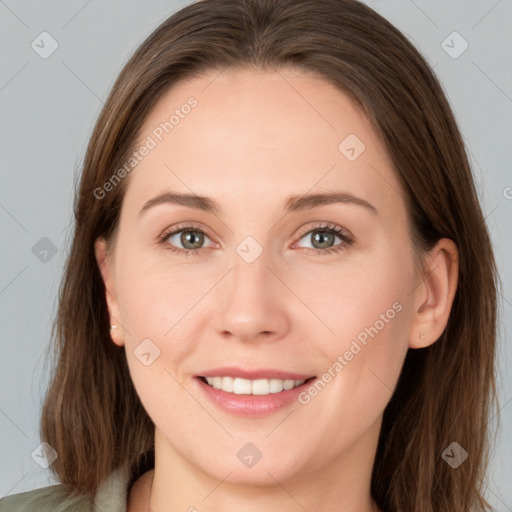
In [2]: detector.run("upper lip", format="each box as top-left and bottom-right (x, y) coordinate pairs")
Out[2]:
(197, 366), (316, 381)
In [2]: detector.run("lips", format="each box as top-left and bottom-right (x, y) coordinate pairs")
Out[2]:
(194, 372), (319, 417)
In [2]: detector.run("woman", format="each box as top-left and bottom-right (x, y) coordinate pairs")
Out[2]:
(0, 0), (500, 511)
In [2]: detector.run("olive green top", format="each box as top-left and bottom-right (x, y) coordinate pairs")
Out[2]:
(0, 465), (130, 512)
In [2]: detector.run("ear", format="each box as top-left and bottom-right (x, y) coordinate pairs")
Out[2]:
(94, 237), (124, 347)
(408, 238), (459, 349)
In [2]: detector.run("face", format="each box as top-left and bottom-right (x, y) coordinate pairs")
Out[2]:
(95, 67), (437, 486)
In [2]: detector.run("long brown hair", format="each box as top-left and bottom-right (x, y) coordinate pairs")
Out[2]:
(38, 0), (501, 510)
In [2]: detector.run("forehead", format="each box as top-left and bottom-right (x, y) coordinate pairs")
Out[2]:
(122, 67), (403, 219)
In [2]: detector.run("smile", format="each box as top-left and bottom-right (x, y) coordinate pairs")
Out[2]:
(199, 376), (315, 395)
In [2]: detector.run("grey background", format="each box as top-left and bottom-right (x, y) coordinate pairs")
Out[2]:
(0, 0), (510, 508)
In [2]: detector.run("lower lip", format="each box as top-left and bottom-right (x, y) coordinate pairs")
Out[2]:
(194, 377), (317, 417)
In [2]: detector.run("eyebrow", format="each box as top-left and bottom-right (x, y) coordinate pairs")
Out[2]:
(138, 190), (379, 217)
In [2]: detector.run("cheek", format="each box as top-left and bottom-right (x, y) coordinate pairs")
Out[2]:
(293, 249), (411, 346)
(114, 244), (210, 338)
(295, 276), (411, 462)
(298, 248), (414, 404)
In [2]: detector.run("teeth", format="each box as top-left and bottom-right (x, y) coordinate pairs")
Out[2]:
(204, 376), (307, 395)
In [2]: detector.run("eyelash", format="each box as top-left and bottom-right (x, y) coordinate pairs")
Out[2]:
(157, 222), (354, 257)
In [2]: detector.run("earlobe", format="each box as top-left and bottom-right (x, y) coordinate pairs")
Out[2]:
(94, 237), (124, 347)
(408, 238), (459, 349)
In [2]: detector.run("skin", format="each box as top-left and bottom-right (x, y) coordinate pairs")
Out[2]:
(95, 66), (459, 512)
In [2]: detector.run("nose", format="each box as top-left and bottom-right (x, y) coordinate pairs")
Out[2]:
(211, 246), (291, 344)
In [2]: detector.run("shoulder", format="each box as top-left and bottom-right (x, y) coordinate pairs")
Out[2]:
(0, 465), (130, 512)
(0, 484), (93, 512)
